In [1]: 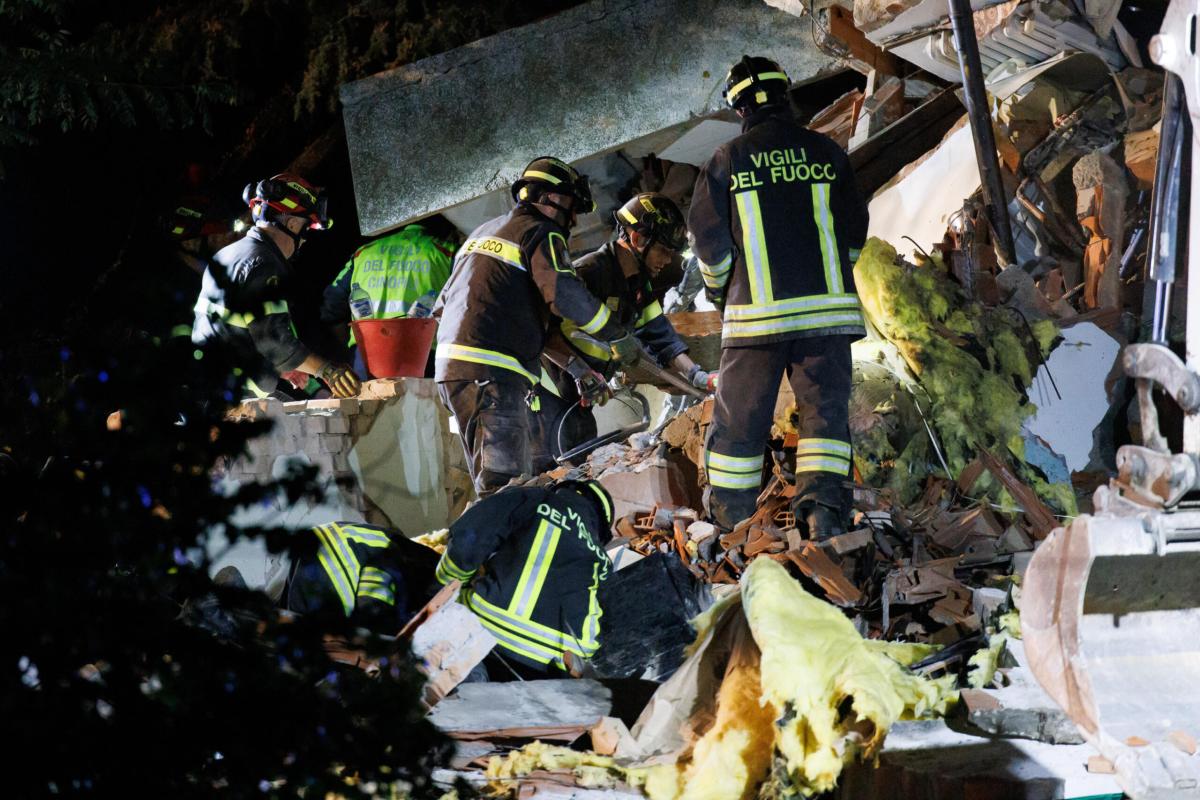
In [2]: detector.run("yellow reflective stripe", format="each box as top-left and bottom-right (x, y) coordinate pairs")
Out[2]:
(508, 520), (562, 618)
(705, 450), (764, 472)
(618, 207), (638, 223)
(195, 298), (255, 328)
(360, 566), (393, 584)
(812, 183), (842, 293)
(705, 450), (763, 490)
(356, 584), (395, 605)
(547, 231), (574, 274)
(698, 253), (732, 291)
(462, 236), (525, 271)
(578, 302), (612, 335)
(722, 310), (864, 339)
(585, 483), (613, 530)
(468, 591), (592, 659)
(795, 438), (852, 457)
(523, 169), (562, 185)
(539, 367), (562, 399)
(565, 327), (612, 361)
(435, 551), (475, 585)
(314, 525), (358, 616)
(723, 293), (860, 321)
(472, 612), (561, 668)
(726, 71), (789, 102)
(335, 523), (390, 548)
(735, 189), (772, 304)
(796, 455), (852, 475)
(435, 343), (538, 384)
(280, 197), (299, 209)
(707, 470), (763, 490)
(262, 300), (289, 315)
(582, 563), (602, 648)
(635, 300), (663, 328)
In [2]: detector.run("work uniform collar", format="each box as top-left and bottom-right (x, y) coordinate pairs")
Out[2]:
(246, 225), (290, 263)
(741, 103), (793, 133)
(517, 201), (570, 233)
(609, 240), (642, 281)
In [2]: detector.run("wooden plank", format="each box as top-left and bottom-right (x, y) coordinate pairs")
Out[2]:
(827, 5), (899, 76)
(978, 449), (1059, 540)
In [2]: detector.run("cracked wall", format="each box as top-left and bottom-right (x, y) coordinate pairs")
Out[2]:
(341, 0), (834, 235)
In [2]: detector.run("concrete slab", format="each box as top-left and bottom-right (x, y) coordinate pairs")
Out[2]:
(836, 719), (1123, 800)
(340, 0), (833, 235)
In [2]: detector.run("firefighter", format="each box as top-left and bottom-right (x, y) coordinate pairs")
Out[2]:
(531, 193), (716, 471)
(280, 521), (439, 635)
(434, 478), (615, 679)
(191, 174), (361, 400)
(689, 56), (869, 537)
(434, 157), (639, 497)
(319, 215), (459, 375)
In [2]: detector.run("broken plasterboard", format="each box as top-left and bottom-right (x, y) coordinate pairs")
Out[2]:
(657, 120), (742, 167)
(1025, 322), (1121, 472)
(867, 117), (980, 258)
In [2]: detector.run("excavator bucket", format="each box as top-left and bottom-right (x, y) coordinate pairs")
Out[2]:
(1022, 508), (1200, 798)
(1022, 1), (1200, 796)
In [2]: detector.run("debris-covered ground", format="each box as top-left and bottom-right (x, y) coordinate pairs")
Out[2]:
(409, 3), (1164, 796)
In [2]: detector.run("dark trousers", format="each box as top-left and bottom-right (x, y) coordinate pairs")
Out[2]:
(439, 379), (533, 497)
(528, 380), (599, 474)
(705, 335), (854, 530)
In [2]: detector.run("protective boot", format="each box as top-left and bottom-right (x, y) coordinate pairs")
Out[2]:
(707, 486), (757, 533)
(802, 502), (845, 542)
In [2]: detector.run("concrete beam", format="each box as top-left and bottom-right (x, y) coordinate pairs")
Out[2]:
(340, 0), (834, 235)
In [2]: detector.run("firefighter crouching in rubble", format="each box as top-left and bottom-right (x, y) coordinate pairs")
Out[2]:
(434, 478), (615, 680)
(191, 174), (362, 400)
(278, 521), (439, 634)
(433, 157), (641, 497)
(689, 56), (869, 537)
(531, 193), (717, 471)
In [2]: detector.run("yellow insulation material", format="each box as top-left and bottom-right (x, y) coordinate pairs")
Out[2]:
(486, 742), (623, 792)
(645, 560), (957, 799)
(487, 564), (957, 798)
(413, 528), (449, 554)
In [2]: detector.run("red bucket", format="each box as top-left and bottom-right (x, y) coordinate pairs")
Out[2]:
(352, 318), (437, 378)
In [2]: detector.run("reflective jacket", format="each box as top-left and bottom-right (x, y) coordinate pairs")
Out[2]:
(555, 242), (688, 372)
(191, 227), (310, 387)
(320, 223), (455, 344)
(689, 107), (869, 347)
(434, 206), (623, 387)
(288, 522), (411, 633)
(435, 486), (611, 672)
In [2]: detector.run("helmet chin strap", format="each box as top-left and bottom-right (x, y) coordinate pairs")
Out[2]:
(255, 206), (306, 256)
(536, 196), (577, 228)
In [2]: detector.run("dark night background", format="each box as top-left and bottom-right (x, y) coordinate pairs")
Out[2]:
(0, 1), (583, 795)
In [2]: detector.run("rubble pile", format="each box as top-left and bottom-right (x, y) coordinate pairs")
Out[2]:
(386, 3), (1172, 799)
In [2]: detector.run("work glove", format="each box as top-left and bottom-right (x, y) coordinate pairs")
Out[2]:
(686, 364), (719, 393)
(281, 370), (310, 391)
(565, 357), (612, 408)
(318, 362), (362, 398)
(607, 332), (641, 366)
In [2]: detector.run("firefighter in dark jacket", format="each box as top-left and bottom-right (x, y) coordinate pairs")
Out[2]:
(434, 157), (640, 497)
(435, 479), (615, 678)
(192, 173), (361, 399)
(281, 521), (439, 635)
(689, 57), (869, 537)
(531, 193), (716, 471)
